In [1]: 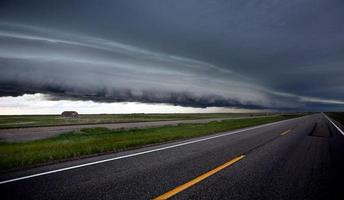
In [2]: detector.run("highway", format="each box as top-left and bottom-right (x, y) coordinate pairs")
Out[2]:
(1, 113), (344, 200)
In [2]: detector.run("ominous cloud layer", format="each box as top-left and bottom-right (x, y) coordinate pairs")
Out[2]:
(0, 0), (344, 111)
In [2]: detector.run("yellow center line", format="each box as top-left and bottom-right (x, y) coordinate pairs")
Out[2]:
(153, 155), (245, 200)
(280, 129), (292, 136)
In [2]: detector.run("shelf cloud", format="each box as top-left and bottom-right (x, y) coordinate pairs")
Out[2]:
(0, 0), (343, 112)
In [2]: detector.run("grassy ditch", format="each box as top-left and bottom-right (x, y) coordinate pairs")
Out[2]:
(0, 113), (267, 129)
(327, 112), (344, 125)
(0, 115), (302, 170)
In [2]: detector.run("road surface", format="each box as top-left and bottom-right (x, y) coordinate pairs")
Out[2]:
(1, 113), (344, 200)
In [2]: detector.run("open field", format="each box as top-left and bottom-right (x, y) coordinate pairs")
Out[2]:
(0, 117), (264, 142)
(0, 114), (302, 171)
(0, 113), (270, 129)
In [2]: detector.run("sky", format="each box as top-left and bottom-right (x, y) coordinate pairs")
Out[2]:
(0, 0), (344, 114)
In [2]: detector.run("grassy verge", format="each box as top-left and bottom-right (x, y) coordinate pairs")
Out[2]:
(327, 112), (344, 125)
(0, 113), (268, 129)
(0, 115), (302, 171)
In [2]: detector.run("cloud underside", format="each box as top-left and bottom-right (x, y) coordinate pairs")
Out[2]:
(0, 83), (268, 109)
(0, 23), (343, 111)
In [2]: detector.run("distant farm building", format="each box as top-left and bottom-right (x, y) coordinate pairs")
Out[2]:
(61, 111), (79, 118)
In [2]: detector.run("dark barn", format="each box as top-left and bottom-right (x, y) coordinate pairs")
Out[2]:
(61, 111), (78, 118)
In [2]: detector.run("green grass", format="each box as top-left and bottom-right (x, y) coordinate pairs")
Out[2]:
(0, 113), (268, 129)
(327, 112), (344, 124)
(0, 115), (302, 170)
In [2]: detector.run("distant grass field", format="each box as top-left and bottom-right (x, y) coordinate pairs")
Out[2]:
(0, 113), (267, 129)
(327, 112), (344, 124)
(0, 114), (302, 170)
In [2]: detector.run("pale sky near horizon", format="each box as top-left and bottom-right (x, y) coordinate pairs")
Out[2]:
(0, 94), (260, 115)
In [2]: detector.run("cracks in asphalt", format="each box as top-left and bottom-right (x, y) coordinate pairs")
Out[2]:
(244, 127), (294, 156)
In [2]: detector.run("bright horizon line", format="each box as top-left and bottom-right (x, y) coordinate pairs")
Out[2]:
(0, 93), (267, 115)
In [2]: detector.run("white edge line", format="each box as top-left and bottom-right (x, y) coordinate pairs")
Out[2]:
(0, 117), (299, 185)
(323, 113), (344, 136)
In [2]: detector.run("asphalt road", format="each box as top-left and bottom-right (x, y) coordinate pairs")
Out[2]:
(1, 113), (344, 200)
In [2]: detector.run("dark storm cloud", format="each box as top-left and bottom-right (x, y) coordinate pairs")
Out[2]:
(0, 0), (343, 111)
(0, 24), (285, 109)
